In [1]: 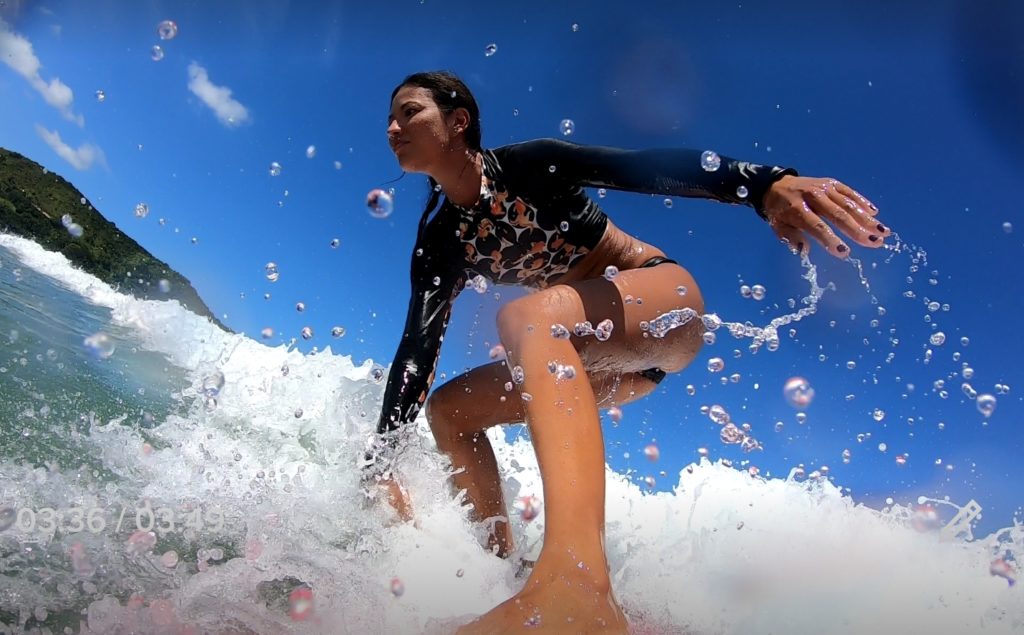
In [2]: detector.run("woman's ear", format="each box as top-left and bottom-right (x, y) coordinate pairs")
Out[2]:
(450, 107), (471, 133)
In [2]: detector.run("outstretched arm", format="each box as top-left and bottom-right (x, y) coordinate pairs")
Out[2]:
(508, 138), (890, 258)
(504, 137), (797, 218)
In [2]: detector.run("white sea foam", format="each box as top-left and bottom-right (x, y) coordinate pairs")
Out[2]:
(0, 232), (1020, 634)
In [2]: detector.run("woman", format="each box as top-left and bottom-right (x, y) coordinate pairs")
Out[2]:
(365, 70), (889, 633)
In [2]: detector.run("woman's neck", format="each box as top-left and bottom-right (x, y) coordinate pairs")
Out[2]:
(432, 149), (482, 208)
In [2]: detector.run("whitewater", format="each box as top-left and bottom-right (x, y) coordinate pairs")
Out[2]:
(0, 231), (1020, 634)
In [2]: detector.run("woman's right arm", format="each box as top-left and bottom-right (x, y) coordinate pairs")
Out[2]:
(362, 237), (464, 478)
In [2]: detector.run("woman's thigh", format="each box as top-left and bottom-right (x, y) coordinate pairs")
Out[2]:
(426, 360), (665, 440)
(498, 262), (704, 376)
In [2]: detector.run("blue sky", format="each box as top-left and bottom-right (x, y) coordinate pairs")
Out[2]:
(1, 0), (1021, 535)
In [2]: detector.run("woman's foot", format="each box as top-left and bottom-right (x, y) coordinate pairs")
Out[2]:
(456, 558), (628, 634)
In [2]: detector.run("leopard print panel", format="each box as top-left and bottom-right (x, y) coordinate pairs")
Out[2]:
(452, 152), (593, 289)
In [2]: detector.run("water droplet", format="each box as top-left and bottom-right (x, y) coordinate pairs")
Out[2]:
(158, 279), (171, 293)
(305, 145), (316, 159)
(134, 202), (149, 218)
(559, 220), (570, 231)
(95, 90), (106, 102)
(331, 326), (345, 338)
(571, 23), (580, 32)
(783, 376), (814, 409)
(83, 332), (115, 359)
(549, 323), (571, 339)
(740, 285), (752, 298)
(67, 223), (84, 237)
(976, 394), (997, 418)
(484, 43), (498, 56)
(676, 285), (687, 296)
(736, 185), (749, 198)
(329, 238), (340, 249)
(751, 284), (766, 301)
(300, 326), (313, 340)
(156, 20), (178, 40)
(150, 45), (165, 61)
(597, 188), (607, 198)
(663, 198), (673, 208)
(548, 165), (557, 173)
(643, 444), (659, 461)
(593, 319), (614, 341)
(295, 302), (305, 313)
(707, 357), (725, 373)
(841, 449), (851, 463)
(878, 442), (887, 452)
(560, 119), (575, 136)
(333, 160), (342, 170)
(708, 404), (730, 425)
(265, 262), (280, 282)
(268, 162), (282, 176)
(929, 332), (946, 346)
(511, 365), (525, 384)
(260, 327), (274, 339)
(873, 408), (885, 422)
(366, 188), (394, 218)
(700, 150), (721, 172)
(1003, 221), (1013, 234)
(703, 331), (716, 345)
(294, 408), (303, 419)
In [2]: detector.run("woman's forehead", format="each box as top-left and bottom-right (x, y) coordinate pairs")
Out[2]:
(391, 85), (433, 108)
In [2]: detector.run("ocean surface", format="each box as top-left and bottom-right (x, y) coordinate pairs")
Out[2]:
(1, 232), (1021, 633)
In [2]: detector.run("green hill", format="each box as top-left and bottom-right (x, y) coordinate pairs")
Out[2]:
(0, 147), (225, 330)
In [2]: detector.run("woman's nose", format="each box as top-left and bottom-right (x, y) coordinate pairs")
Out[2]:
(386, 120), (401, 135)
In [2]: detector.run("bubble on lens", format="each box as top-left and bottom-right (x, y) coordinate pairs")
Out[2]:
(265, 262), (280, 282)
(300, 327), (313, 340)
(560, 119), (575, 136)
(305, 145), (316, 159)
(366, 188), (394, 219)
(67, 223), (84, 237)
(156, 20), (178, 40)
(736, 185), (749, 199)
(783, 376), (814, 409)
(150, 45), (165, 61)
(484, 43), (498, 56)
(95, 90), (106, 102)
(83, 332), (115, 359)
(976, 394), (997, 418)
(331, 326), (345, 338)
(707, 357), (725, 373)
(157, 279), (171, 293)
(929, 332), (946, 346)
(134, 202), (149, 218)
(700, 150), (721, 172)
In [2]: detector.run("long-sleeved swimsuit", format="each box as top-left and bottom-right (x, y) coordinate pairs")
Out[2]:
(363, 138), (796, 473)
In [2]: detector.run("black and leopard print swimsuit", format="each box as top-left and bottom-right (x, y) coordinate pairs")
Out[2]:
(371, 137), (796, 451)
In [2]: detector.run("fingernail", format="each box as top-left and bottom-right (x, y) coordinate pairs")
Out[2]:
(876, 223), (887, 232)
(869, 203), (878, 211)
(797, 242), (804, 253)
(836, 244), (848, 253)
(868, 234), (879, 242)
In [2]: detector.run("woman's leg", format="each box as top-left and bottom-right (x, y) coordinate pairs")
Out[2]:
(426, 362), (663, 558)
(458, 262), (704, 633)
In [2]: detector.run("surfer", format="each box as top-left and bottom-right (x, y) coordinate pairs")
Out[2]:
(365, 70), (889, 632)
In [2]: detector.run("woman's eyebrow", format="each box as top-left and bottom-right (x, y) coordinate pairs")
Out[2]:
(387, 101), (418, 121)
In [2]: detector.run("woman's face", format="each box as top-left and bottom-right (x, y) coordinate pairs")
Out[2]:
(387, 85), (458, 174)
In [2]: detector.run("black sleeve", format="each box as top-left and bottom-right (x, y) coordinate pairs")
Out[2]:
(504, 138), (798, 219)
(363, 222), (464, 476)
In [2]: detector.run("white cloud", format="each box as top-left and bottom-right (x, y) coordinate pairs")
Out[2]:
(35, 125), (104, 171)
(187, 62), (250, 127)
(0, 18), (83, 126)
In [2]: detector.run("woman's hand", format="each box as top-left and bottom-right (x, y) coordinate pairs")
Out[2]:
(379, 476), (415, 524)
(761, 175), (891, 259)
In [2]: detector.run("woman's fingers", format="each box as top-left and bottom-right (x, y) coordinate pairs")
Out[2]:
(835, 181), (881, 218)
(770, 219), (807, 256)
(793, 200), (849, 258)
(821, 189), (884, 248)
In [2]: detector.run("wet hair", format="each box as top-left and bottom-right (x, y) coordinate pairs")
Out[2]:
(390, 71), (482, 239)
